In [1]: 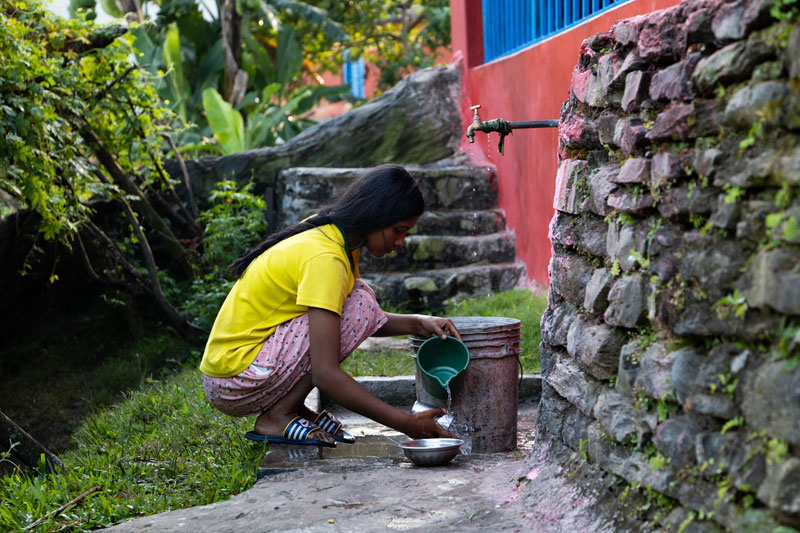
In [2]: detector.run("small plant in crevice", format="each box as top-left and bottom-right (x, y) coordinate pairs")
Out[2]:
(713, 290), (748, 321)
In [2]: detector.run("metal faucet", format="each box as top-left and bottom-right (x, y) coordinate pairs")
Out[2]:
(466, 104), (559, 155)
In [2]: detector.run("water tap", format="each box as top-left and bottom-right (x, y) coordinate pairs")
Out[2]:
(466, 104), (482, 144)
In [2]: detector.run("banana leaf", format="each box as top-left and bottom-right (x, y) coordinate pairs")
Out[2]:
(203, 88), (246, 154)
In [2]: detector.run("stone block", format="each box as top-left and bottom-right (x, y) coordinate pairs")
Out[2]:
(695, 432), (739, 477)
(649, 53), (702, 102)
(607, 190), (655, 214)
(567, 315), (627, 380)
(735, 199), (778, 241)
(616, 340), (641, 399)
(554, 159), (589, 214)
(549, 251), (595, 306)
(678, 235), (749, 288)
(612, 15), (646, 46)
(757, 457), (800, 527)
(586, 164), (620, 217)
(692, 40), (774, 97)
(686, 392), (738, 419)
(693, 148), (724, 180)
(559, 104), (601, 152)
(622, 70), (651, 112)
(710, 193), (741, 229)
(774, 146), (800, 186)
(606, 219), (648, 272)
(613, 157), (651, 184)
(724, 81), (791, 130)
(604, 274), (648, 329)
(651, 151), (683, 188)
(646, 104), (694, 141)
(597, 112), (621, 147)
(638, 8), (687, 64)
(614, 117), (648, 157)
(635, 342), (676, 400)
(654, 416), (703, 469)
(712, 0), (747, 41)
(743, 248), (800, 315)
(593, 388), (641, 444)
(550, 212), (609, 258)
(657, 183), (717, 220)
(787, 27), (800, 80)
(584, 268), (613, 315)
(540, 299), (578, 348)
(740, 361), (800, 447)
(686, 6), (717, 45)
(671, 347), (704, 405)
(545, 354), (601, 417)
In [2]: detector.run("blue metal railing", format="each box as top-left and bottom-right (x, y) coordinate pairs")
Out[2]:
(481, 0), (630, 63)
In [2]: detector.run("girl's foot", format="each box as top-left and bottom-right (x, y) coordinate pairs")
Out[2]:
(254, 410), (337, 446)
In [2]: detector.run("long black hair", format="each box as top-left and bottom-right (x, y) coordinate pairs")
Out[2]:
(229, 164), (425, 277)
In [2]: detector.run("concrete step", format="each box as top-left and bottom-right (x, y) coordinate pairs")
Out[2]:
(414, 208), (507, 236)
(276, 164), (497, 227)
(361, 262), (525, 311)
(360, 231), (518, 272)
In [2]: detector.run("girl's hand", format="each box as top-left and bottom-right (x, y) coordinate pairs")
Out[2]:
(406, 408), (455, 439)
(415, 315), (462, 341)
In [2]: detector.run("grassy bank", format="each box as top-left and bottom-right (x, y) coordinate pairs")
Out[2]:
(0, 370), (264, 532)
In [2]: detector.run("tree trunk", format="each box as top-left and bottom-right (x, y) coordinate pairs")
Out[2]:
(81, 129), (194, 279)
(221, 0), (248, 107)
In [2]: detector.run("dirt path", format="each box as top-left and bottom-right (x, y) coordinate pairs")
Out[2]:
(101, 401), (615, 532)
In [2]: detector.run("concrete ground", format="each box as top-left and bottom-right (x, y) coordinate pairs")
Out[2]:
(103, 400), (544, 533)
(101, 374), (617, 533)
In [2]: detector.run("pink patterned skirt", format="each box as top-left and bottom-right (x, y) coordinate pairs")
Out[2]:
(201, 279), (387, 417)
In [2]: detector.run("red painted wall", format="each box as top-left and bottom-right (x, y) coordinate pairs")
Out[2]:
(450, 0), (681, 286)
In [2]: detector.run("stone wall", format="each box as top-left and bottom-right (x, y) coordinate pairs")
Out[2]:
(539, 0), (800, 529)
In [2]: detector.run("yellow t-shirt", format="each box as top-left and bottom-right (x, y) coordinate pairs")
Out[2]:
(199, 224), (360, 378)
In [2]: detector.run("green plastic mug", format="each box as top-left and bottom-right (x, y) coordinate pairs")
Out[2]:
(416, 336), (470, 400)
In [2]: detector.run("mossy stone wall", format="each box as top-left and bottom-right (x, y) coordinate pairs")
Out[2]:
(539, 0), (800, 529)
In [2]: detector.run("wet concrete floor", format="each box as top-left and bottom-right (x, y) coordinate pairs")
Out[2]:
(103, 401), (545, 532)
(101, 400), (614, 532)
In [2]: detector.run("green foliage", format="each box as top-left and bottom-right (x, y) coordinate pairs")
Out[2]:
(723, 184), (745, 204)
(721, 416), (744, 434)
(0, 370), (264, 531)
(179, 181), (268, 330)
(713, 290), (748, 320)
(1, 0), (170, 249)
(202, 88), (247, 154)
(291, 0), (451, 92)
(628, 249), (650, 270)
(771, 0), (799, 20)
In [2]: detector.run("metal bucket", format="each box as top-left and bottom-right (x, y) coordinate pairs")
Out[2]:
(411, 316), (521, 453)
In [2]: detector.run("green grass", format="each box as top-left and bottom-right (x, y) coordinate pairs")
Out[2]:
(0, 314), (199, 453)
(0, 370), (264, 532)
(343, 289), (548, 376)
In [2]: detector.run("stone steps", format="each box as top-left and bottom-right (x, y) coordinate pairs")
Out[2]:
(275, 161), (524, 310)
(276, 164), (498, 228)
(360, 231), (517, 272)
(361, 262), (526, 311)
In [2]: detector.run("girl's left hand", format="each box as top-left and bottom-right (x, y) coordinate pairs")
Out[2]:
(416, 315), (462, 341)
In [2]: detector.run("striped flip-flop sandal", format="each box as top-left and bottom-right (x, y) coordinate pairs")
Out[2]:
(245, 416), (336, 447)
(314, 410), (356, 444)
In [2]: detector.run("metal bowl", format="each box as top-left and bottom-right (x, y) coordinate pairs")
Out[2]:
(398, 438), (464, 466)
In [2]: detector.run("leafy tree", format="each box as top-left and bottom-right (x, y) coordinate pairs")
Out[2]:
(292, 0), (452, 92)
(1, 0), (198, 335)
